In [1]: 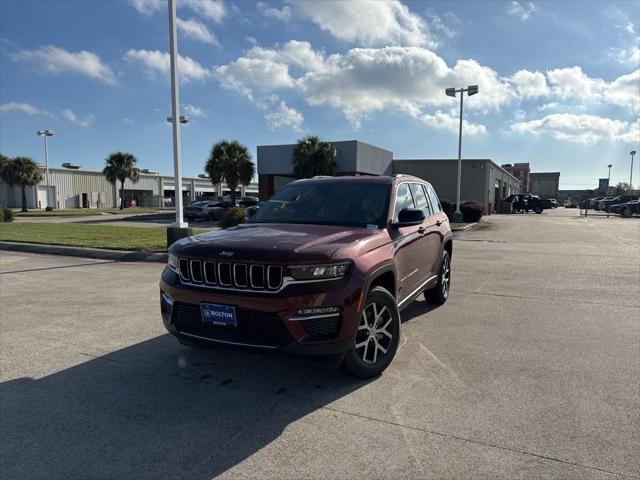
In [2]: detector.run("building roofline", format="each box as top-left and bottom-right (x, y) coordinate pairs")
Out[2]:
(393, 158), (520, 183)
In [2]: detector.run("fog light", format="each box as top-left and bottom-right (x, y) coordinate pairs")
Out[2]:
(160, 291), (174, 323)
(296, 306), (340, 315)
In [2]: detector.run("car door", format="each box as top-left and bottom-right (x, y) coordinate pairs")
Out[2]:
(410, 183), (442, 280)
(422, 184), (446, 276)
(391, 182), (425, 304)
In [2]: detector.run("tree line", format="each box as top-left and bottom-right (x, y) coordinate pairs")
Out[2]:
(0, 135), (337, 212)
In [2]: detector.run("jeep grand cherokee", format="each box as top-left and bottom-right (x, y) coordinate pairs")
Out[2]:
(160, 175), (453, 378)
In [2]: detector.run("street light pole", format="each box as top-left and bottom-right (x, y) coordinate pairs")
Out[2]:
(445, 85), (478, 223)
(166, 0), (192, 246)
(630, 151), (636, 192)
(36, 129), (54, 211)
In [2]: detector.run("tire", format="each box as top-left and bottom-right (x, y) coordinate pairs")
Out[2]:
(425, 250), (451, 305)
(341, 286), (400, 378)
(622, 207), (633, 218)
(534, 206), (543, 214)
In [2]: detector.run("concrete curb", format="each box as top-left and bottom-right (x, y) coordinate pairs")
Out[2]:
(451, 222), (478, 232)
(0, 241), (167, 263)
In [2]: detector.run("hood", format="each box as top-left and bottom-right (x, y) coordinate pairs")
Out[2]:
(171, 223), (389, 263)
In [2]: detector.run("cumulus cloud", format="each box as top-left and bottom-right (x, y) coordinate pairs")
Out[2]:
(258, 2), (292, 22)
(12, 45), (116, 85)
(131, 0), (226, 22)
(62, 109), (94, 127)
(287, 0), (434, 47)
(0, 102), (52, 117)
(546, 66), (607, 100)
(125, 49), (211, 82)
(512, 113), (638, 144)
(425, 9), (460, 40)
(265, 101), (304, 131)
(182, 103), (206, 118)
(605, 69), (640, 112)
(509, 70), (549, 98)
(177, 17), (219, 45)
(507, 1), (538, 21)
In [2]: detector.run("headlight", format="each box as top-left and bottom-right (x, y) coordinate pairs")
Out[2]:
(167, 253), (178, 272)
(288, 262), (350, 281)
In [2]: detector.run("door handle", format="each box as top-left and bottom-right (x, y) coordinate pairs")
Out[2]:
(418, 226), (426, 235)
(435, 220), (442, 227)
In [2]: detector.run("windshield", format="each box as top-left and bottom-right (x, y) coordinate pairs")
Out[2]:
(250, 182), (390, 228)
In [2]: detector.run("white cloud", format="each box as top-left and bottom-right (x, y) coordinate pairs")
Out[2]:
(288, 0), (434, 47)
(130, 0), (226, 22)
(510, 70), (549, 98)
(605, 69), (640, 112)
(258, 2), (292, 22)
(125, 49), (211, 82)
(546, 66), (606, 101)
(0, 102), (52, 117)
(425, 9), (460, 40)
(507, 1), (538, 21)
(182, 0), (226, 23)
(265, 101), (304, 131)
(62, 109), (94, 127)
(411, 110), (486, 135)
(176, 17), (219, 45)
(512, 113), (637, 144)
(182, 103), (206, 118)
(12, 45), (116, 85)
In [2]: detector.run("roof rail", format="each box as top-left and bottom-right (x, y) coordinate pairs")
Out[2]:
(311, 175), (333, 178)
(393, 174), (409, 178)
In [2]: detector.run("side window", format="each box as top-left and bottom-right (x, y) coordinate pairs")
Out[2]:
(393, 183), (415, 221)
(424, 185), (442, 213)
(410, 183), (432, 217)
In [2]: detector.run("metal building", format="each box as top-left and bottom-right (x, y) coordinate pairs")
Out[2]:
(0, 166), (258, 210)
(530, 172), (560, 198)
(256, 140), (521, 213)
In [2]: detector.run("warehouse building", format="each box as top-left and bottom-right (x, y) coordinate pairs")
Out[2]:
(0, 166), (258, 210)
(530, 172), (560, 199)
(257, 140), (521, 213)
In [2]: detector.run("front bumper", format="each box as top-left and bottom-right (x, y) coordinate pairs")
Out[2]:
(159, 267), (364, 357)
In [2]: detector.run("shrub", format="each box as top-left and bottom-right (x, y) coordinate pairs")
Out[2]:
(440, 199), (454, 220)
(0, 206), (15, 223)
(460, 200), (483, 223)
(219, 206), (246, 229)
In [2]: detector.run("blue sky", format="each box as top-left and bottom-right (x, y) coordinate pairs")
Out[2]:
(0, 0), (638, 189)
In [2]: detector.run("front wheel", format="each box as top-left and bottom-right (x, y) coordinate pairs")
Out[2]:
(534, 206), (543, 214)
(426, 250), (451, 305)
(341, 286), (400, 378)
(622, 207), (633, 218)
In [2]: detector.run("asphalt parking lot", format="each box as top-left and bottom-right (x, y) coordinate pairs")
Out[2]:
(1, 208), (638, 479)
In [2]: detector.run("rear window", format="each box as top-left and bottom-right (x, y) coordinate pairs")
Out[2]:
(424, 184), (442, 213)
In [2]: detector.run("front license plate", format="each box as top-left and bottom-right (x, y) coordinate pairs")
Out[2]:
(200, 303), (237, 327)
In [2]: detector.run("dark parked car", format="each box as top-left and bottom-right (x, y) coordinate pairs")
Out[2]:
(507, 194), (545, 214)
(588, 197), (605, 209)
(618, 199), (639, 218)
(238, 196), (260, 207)
(160, 175), (453, 378)
(595, 197), (615, 210)
(601, 195), (638, 212)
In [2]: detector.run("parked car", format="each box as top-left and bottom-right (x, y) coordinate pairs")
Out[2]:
(619, 199), (640, 218)
(601, 195), (638, 212)
(564, 200), (579, 208)
(588, 197), (605, 209)
(507, 194), (545, 214)
(160, 175), (453, 378)
(595, 197), (615, 210)
(183, 200), (231, 221)
(238, 196), (260, 207)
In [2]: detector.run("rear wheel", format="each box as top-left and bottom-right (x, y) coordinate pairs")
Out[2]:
(622, 207), (633, 218)
(534, 206), (543, 214)
(341, 286), (400, 378)
(425, 250), (451, 305)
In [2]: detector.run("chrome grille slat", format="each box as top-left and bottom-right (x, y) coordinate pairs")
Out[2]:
(179, 258), (283, 292)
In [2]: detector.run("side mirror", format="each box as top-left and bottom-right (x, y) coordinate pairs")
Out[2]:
(393, 208), (425, 227)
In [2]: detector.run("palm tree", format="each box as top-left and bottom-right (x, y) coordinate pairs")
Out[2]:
(205, 140), (255, 205)
(292, 136), (337, 178)
(1, 157), (43, 212)
(103, 152), (140, 210)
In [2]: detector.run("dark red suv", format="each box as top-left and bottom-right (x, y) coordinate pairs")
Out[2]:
(160, 175), (453, 377)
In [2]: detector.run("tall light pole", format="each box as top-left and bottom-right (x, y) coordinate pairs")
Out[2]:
(445, 85), (478, 222)
(166, 0), (192, 246)
(630, 151), (636, 192)
(607, 164), (612, 193)
(36, 129), (54, 211)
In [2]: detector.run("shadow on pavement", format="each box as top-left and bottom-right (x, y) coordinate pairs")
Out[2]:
(0, 335), (370, 479)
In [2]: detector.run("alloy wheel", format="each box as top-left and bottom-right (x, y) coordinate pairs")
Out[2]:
(355, 302), (393, 364)
(441, 256), (451, 298)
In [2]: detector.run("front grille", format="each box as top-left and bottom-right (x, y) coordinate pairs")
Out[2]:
(301, 316), (342, 339)
(178, 258), (284, 291)
(172, 302), (293, 347)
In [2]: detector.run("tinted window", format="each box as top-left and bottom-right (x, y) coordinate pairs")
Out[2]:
(393, 183), (415, 221)
(250, 182), (390, 228)
(410, 183), (432, 217)
(424, 185), (442, 213)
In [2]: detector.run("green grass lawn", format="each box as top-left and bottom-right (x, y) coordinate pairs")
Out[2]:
(15, 207), (167, 217)
(0, 223), (207, 252)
